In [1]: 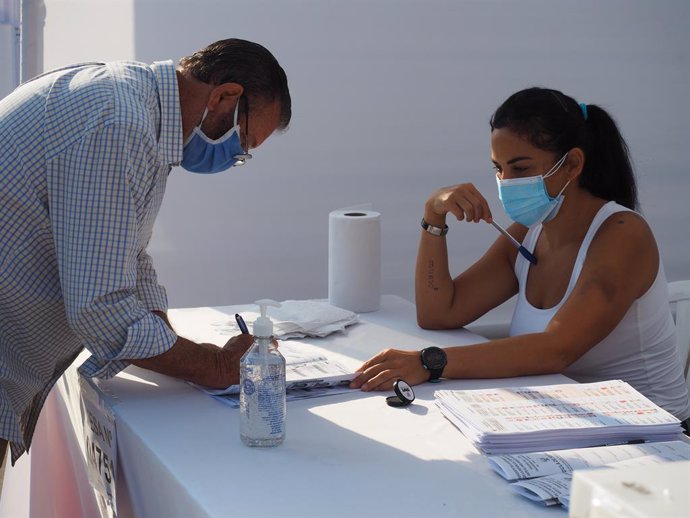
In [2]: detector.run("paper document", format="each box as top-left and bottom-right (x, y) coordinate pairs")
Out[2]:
(193, 340), (357, 407)
(487, 440), (690, 481)
(435, 380), (683, 454)
(510, 449), (690, 509)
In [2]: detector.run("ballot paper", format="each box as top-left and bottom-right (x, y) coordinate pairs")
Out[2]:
(486, 440), (690, 481)
(509, 448), (690, 509)
(193, 340), (357, 408)
(221, 299), (360, 339)
(434, 380), (683, 454)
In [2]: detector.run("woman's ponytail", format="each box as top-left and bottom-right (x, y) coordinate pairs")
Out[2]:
(580, 104), (638, 210)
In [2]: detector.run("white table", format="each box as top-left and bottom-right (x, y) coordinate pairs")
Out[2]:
(51, 295), (571, 517)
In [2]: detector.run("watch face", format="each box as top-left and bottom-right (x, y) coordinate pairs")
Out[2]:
(422, 347), (447, 370)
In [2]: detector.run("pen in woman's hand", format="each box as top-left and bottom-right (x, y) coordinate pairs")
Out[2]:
(235, 313), (249, 334)
(489, 220), (538, 265)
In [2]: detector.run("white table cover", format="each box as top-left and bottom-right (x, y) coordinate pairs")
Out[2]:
(44, 295), (571, 517)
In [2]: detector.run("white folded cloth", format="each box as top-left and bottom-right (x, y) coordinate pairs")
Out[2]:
(231, 299), (360, 339)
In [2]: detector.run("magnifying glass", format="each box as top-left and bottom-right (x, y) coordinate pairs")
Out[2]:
(386, 379), (416, 407)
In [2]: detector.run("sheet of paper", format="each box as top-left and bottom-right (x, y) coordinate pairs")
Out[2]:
(437, 380), (680, 434)
(510, 473), (570, 506)
(509, 452), (690, 509)
(190, 340), (358, 407)
(487, 440), (690, 481)
(197, 340), (356, 397)
(434, 380), (682, 454)
(209, 384), (356, 408)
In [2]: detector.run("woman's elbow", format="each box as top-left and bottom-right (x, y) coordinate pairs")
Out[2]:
(417, 317), (442, 330)
(416, 313), (461, 330)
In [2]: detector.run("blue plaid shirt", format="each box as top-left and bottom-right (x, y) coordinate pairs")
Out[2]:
(0, 60), (182, 462)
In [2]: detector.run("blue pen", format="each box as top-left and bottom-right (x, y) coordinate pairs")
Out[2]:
(490, 221), (538, 265)
(235, 313), (249, 334)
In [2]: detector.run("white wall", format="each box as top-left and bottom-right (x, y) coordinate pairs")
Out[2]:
(0, 0), (20, 97)
(0, 23), (17, 96)
(41, 0), (134, 65)
(36, 0), (690, 321)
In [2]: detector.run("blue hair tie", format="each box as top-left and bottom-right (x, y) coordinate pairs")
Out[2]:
(579, 102), (588, 121)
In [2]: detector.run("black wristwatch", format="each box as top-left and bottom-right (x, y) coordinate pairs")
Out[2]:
(420, 346), (447, 383)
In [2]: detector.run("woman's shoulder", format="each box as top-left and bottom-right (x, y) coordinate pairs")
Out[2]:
(586, 204), (659, 296)
(595, 205), (655, 246)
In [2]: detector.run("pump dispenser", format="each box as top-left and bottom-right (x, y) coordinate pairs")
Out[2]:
(239, 300), (286, 447)
(253, 299), (276, 346)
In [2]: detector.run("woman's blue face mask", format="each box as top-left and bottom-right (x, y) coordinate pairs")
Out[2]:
(181, 100), (252, 174)
(496, 152), (570, 227)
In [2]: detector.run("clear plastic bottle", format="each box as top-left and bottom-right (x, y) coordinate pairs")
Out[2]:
(240, 299), (286, 447)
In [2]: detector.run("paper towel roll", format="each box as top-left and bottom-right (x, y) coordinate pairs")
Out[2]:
(328, 209), (381, 313)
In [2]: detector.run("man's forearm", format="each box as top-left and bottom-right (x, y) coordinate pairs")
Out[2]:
(130, 336), (229, 388)
(129, 311), (234, 388)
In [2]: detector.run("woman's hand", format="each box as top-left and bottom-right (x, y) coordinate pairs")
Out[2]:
(349, 349), (430, 391)
(425, 183), (493, 224)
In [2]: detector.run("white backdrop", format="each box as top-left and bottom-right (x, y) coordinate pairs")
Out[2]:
(0, 0), (20, 97)
(29, 0), (690, 322)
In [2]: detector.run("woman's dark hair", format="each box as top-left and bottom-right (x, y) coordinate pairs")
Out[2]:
(179, 38), (291, 130)
(489, 87), (638, 210)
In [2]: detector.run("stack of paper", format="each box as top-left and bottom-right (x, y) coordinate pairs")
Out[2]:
(487, 441), (690, 508)
(227, 299), (359, 339)
(435, 380), (683, 454)
(194, 340), (357, 407)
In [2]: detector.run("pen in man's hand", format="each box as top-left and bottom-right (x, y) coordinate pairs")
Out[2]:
(235, 313), (249, 334)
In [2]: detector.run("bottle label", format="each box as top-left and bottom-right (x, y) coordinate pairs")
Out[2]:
(240, 364), (286, 440)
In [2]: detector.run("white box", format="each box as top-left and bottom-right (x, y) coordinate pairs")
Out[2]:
(569, 460), (690, 518)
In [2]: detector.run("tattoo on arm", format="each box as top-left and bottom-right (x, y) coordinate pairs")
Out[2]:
(427, 260), (438, 291)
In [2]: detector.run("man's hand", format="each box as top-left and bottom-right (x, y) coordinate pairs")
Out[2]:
(216, 334), (255, 387)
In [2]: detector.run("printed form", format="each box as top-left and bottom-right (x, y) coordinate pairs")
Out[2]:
(435, 380), (683, 454)
(193, 340), (357, 407)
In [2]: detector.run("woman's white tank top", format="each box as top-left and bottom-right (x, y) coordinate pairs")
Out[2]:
(510, 201), (690, 420)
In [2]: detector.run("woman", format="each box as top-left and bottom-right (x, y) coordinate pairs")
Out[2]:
(350, 87), (690, 423)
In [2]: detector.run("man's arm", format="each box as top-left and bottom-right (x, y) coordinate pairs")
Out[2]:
(129, 334), (251, 388)
(129, 311), (253, 388)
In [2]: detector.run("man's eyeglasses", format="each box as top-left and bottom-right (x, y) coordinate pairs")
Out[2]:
(233, 97), (252, 166)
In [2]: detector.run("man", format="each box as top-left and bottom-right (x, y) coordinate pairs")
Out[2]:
(0, 38), (291, 467)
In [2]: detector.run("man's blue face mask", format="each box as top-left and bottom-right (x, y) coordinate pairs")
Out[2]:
(496, 152), (571, 227)
(181, 99), (252, 174)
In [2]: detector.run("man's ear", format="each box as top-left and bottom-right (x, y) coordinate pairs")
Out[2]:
(566, 147), (585, 181)
(206, 83), (244, 111)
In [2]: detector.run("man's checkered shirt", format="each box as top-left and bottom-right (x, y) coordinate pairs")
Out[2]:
(0, 60), (183, 462)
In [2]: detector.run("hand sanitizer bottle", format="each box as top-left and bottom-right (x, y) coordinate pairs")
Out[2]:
(240, 299), (286, 447)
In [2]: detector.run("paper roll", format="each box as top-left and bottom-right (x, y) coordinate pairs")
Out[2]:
(328, 209), (381, 313)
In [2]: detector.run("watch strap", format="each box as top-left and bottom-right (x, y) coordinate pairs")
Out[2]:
(426, 366), (444, 382)
(421, 218), (448, 237)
